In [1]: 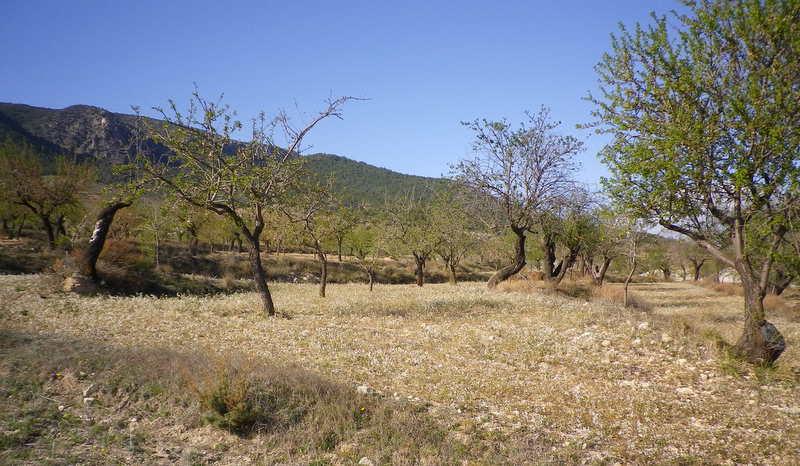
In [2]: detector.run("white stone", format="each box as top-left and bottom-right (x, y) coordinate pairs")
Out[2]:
(358, 457), (375, 466)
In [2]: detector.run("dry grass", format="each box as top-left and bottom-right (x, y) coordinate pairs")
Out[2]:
(591, 284), (653, 312)
(2, 275), (800, 464)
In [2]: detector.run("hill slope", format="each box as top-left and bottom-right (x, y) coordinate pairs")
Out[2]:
(0, 102), (445, 202)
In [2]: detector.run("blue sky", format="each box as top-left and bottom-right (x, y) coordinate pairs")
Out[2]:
(1, 0), (679, 184)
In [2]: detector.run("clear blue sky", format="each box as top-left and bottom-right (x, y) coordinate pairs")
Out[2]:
(2, 0), (679, 185)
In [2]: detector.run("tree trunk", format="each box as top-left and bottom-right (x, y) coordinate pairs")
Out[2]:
(247, 237), (276, 317)
(40, 214), (56, 249)
(488, 228), (526, 288)
(413, 253), (426, 287)
(77, 202), (131, 280)
(692, 259), (705, 281)
(552, 248), (579, 286)
(14, 218), (25, 239)
(55, 214), (67, 238)
(661, 267), (671, 281)
(368, 270), (375, 291)
(337, 237), (343, 262)
(769, 270), (793, 296)
(448, 260), (458, 285)
(189, 235), (199, 256)
(593, 256), (612, 286)
(735, 265), (785, 364)
(318, 251), (328, 298)
(623, 260), (636, 307)
(542, 235), (556, 282)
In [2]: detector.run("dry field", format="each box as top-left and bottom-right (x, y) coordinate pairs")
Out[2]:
(1, 274), (799, 464)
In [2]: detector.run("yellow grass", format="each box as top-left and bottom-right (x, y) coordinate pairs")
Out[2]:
(2, 275), (800, 464)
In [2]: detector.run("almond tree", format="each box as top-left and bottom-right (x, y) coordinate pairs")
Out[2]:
(139, 90), (354, 316)
(453, 107), (582, 288)
(589, 0), (800, 362)
(0, 143), (92, 249)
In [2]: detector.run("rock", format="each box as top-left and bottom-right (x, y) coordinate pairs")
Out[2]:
(661, 333), (673, 344)
(358, 457), (374, 466)
(638, 322), (650, 331)
(356, 385), (370, 395)
(675, 387), (694, 396)
(760, 321), (786, 362)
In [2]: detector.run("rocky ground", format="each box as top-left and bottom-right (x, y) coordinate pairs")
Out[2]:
(1, 275), (799, 464)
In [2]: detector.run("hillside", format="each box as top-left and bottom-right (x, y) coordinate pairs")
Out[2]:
(0, 102), (445, 203)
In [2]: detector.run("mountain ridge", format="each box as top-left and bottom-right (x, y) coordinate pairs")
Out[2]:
(0, 102), (446, 201)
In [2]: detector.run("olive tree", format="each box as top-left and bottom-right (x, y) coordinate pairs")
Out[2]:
(140, 90), (354, 316)
(453, 107), (583, 288)
(589, 0), (800, 362)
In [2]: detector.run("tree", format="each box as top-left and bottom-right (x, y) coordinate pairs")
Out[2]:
(0, 143), (92, 249)
(453, 108), (583, 288)
(589, 0), (800, 363)
(539, 188), (595, 286)
(139, 90), (354, 316)
(622, 218), (647, 307)
(385, 191), (440, 287)
(329, 204), (360, 262)
(348, 220), (384, 291)
(430, 187), (476, 285)
(285, 180), (337, 298)
(583, 206), (627, 286)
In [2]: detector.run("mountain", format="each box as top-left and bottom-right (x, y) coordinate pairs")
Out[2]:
(0, 102), (445, 202)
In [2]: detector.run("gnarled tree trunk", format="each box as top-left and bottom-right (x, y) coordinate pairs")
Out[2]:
(413, 253), (426, 287)
(734, 262), (785, 364)
(447, 260), (458, 285)
(592, 256), (613, 286)
(246, 236), (276, 317)
(318, 249), (328, 298)
(488, 228), (526, 288)
(78, 201), (131, 281)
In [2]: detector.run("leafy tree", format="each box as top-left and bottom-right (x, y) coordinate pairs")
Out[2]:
(284, 180), (337, 298)
(589, 0), (800, 363)
(348, 220), (384, 291)
(539, 188), (595, 286)
(139, 90), (353, 316)
(453, 107), (583, 287)
(582, 206), (628, 286)
(0, 143), (93, 249)
(430, 187), (477, 285)
(385, 190), (440, 287)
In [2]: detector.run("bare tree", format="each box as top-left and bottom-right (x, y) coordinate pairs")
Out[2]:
(452, 107), (582, 288)
(139, 89), (355, 316)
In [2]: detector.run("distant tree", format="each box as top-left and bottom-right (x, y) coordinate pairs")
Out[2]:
(285, 180), (337, 298)
(453, 107), (583, 288)
(385, 190), (440, 287)
(622, 218), (647, 307)
(583, 206), (628, 286)
(539, 188), (595, 286)
(430, 187), (476, 285)
(348, 221), (384, 291)
(589, 0), (800, 363)
(329, 204), (360, 262)
(139, 90), (354, 316)
(0, 143), (92, 249)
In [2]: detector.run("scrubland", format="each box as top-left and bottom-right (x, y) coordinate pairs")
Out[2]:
(1, 274), (799, 464)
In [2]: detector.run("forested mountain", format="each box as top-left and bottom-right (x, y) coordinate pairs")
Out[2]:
(0, 102), (444, 202)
